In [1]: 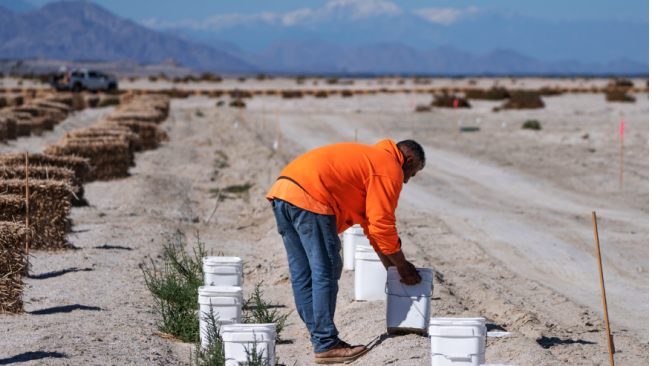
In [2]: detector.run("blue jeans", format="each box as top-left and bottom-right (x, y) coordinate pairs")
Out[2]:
(271, 198), (343, 353)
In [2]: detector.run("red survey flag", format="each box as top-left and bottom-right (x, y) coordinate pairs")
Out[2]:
(620, 120), (625, 137)
(453, 99), (459, 109)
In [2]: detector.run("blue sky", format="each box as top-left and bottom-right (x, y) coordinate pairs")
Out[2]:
(27, 0), (649, 22)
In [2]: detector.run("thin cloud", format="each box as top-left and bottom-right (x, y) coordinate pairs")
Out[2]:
(413, 7), (480, 25)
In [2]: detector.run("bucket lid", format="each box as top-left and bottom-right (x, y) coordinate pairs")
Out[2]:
(203, 256), (243, 265)
(198, 286), (243, 297)
(345, 224), (365, 236)
(222, 323), (277, 333)
(355, 245), (375, 253)
(388, 267), (433, 283)
(429, 317), (486, 326)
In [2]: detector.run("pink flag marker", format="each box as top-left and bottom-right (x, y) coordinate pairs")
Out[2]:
(410, 99), (414, 107)
(620, 120), (625, 137)
(453, 99), (459, 109)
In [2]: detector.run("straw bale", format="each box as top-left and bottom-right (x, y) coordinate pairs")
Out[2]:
(0, 166), (81, 202)
(605, 89), (636, 102)
(16, 121), (31, 137)
(107, 110), (166, 124)
(64, 127), (142, 153)
(29, 99), (71, 114)
(0, 179), (72, 250)
(282, 90), (303, 99)
(0, 194), (26, 222)
(0, 115), (18, 141)
(44, 140), (130, 180)
(0, 153), (92, 183)
(465, 87), (510, 100)
(0, 93), (24, 107)
(100, 119), (170, 150)
(500, 92), (545, 110)
(37, 92), (74, 107)
(83, 94), (100, 108)
(228, 90), (252, 99)
(60, 136), (135, 166)
(0, 221), (27, 314)
(315, 90), (329, 98)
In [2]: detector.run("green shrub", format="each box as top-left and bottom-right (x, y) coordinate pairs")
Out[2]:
(98, 98), (120, 108)
(522, 120), (541, 130)
(141, 232), (208, 343)
(216, 100), (225, 107)
(242, 338), (273, 366)
(242, 281), (292, 343)
(191, 306), (227, 366)
(196, 110), (205, 117)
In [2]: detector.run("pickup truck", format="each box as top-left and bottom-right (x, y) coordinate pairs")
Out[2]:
(51, 69), (118, 92)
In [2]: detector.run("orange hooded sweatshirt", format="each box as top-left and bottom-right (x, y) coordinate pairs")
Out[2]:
(267, 139), (404, 255)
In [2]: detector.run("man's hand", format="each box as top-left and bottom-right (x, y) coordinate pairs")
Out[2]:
(380, 249), (422, 286)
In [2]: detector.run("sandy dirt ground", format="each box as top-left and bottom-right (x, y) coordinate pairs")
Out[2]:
(0, 85), (648, 365)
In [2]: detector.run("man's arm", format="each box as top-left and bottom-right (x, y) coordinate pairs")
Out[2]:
(376, 248), (422, 286)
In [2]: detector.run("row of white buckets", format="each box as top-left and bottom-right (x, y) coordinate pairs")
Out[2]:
(344, 225), (499, 366)
(199, 257), (276, 366)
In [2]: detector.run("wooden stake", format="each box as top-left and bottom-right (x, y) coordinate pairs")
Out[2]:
(411, 112), (414, 136)
(275, 108), (282, 156)
(592, 212), (615, 366)
(238, 102), (243, 123)
(619, 136), (623, 190)
(354, 129), (357, 143)
(262, 103), (266, 141)
(25, 151), (29, 271)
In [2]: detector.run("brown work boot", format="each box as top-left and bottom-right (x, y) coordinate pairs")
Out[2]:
(314, 341), (369, 364)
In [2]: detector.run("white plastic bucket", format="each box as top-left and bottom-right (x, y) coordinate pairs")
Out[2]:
(203, 256), (243, 286)
(429, 317), (486, 366)
(343, 225), (372, 270)
(198, 286), (243, 347)
(354, 245), (386, 301)
(386, 267), (434, 334)
(223, 323), (277, 366)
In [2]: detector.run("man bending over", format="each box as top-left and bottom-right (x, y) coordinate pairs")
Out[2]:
(267, 139), (425, 364)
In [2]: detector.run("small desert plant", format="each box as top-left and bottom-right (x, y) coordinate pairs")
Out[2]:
(142, 232), (208, 343)
(501, 92), (545, 110)
(242, 281), (292, 343)
(196, 110), (205, 117)
(415, 104), (431, 112)
(191, 306), (227, 366)
(98, 98), (120, 108)
(242, 338), (273, 366)
(148, 75), (158, 82)
(326, 76), (338, 85)
(522, 120), (541, 130)
(214, 151), (229, 169)
(216, 101), (225, 107)
(230, 99), (246, 108)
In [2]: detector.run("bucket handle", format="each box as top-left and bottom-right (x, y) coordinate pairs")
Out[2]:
(431, 352), (481, 360)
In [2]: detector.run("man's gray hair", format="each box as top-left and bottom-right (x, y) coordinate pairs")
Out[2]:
(396, 140), (426, 170)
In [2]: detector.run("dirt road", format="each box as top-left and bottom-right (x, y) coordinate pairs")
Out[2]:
(0, 91), (647, 365)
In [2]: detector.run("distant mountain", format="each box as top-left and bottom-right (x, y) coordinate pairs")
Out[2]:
(0, 0), (35, 13)
(0, 1), (255, 72)
(234, 40), (648, 75)
(0, 1), (646, 76)
(145, 0), (649, 65)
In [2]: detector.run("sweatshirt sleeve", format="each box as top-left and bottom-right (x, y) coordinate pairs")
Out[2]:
(360, 174), (403, 254)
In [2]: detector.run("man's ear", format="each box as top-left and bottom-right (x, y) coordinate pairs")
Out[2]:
(404, 155), (414, 169)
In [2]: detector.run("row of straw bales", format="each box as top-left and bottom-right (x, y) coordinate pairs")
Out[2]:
(0, 93), (170, 313)
(44, 94), (170, 180)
